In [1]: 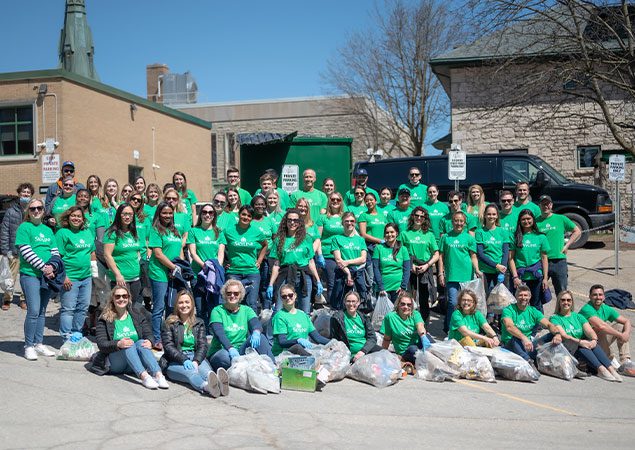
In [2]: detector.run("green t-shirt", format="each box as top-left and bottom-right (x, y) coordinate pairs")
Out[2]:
(475, 226), (510, 274)
(266, 211), (285, 233)
(440, 211), (478, 235)
(550, 313), (588, 340)
(182, 326), (196, 352)
(380, 310), (424, 355)
(448, 310), (487, 342)
(317, 214), (345, 258)
(251, 218), (274, 250)
(439, 231), (476, 282)
(358, 211), (388, 240)
(103, 230), (141, 281)
(376, 202), (395, 217)
(186, 226), (221, 273)
(15, 222), (56, 277)
(219, 223), (265, 275)
(217, 212), (238, 231)
(514, 200), (541, 218)
(143, 203), (158, 221)
(536, 213), (576, 259)
(399, 229), (438, 263)
(270, 236), (315, 267)
(90, 196), (103, 215)
(55, 228), (95, 280)
(579, 302), (620, 323)
(512, 232), (550, 280)
(179, 189), (198, 218)
(387, 206), (413, 230)
(398, 183), (428, 207)
(232, 187), (252, 207)
(209, 305), (257, 353)
(255, 187), (290, 210)
(174, 212), (192, 236)
(344, 311), (366, 354)
(272, 309), (315, 355)
(344, 186), (380, 206)
(113, 314), (139, 342)
(501, 303), (544, 344)
(331, 234), (367, 269)
(148, 228), (183, 282)
(499, 208), (519, 236)
(51, 194), (76, 224)
(423, 201), (450, 242)
(290, 189), (327, 220)
(306, 224), (320, 243)
(372, 244), (410, 291)
(346, 203), (367, 220)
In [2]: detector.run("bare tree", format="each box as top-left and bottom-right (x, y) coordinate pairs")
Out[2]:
(322, 0), (461, 157)
(465, 0), (635, 157)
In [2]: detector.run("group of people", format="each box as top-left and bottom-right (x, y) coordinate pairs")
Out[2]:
(1, 160), (631, 391)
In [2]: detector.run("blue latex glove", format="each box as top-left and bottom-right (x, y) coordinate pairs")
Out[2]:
(183, 360), (194, 370)
(316, 282), (324, 297)
(266, 285), (274, 300)
(420, 335), (431, 351)
(228, 348), (240, 360)
(69, 332), (83, 343)
(297, 338), (313, 349)
(250, 331), (261, 349)
(497, 273), (505, 283)
(316, 254), (325, 269)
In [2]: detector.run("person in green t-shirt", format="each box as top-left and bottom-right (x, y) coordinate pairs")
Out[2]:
(250, 195), (276, 311)
(397, 166), (428, 207)
(380, 291), (433, 363)
(163, 188), (192, 239)
(331, 212), (368, 310)
(56, 206), (96, 341)
(49, 177), (77, 227)
(268, 209), (322, 313)
(172, 171), (199, 225)
(536, 195), (581, 295)
(271, 284), (329, 356)
(466, 185), (486, 227)
(290, 168), (328, 220)
(580, 284), (632, 366)
(372, 223), (411, 304)
(498, 190), (518, 236)
(476, 204), (511, 294)
(317, 192), (346, 306)
(143, 183), (162, 220)
(208, 279), (274, 373)
(294, 197), (322, 254)
(346, 186), (369, 220)
(514, 182), (541, 218)
(509, 209), (550, 311)
(330, 291), (382, 361)
(440, 190), (477, 236)
(448, 289), (499, 347)
(358, 192), (388, 299)
(551, 290), (622, 381)
(501, 285), (562, 361)
(226, 167), (253, 208)
(423, 184), (450, 244)
(400, 207), (439, 323)
(387, 189), (414, 230)
(344, 168), (379, 207)
(376, 187), (396, 217)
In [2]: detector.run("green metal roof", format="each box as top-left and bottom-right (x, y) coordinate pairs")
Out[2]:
(0, 69), (211, 129)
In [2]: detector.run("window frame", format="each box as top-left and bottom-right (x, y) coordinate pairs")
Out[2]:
(0, 103), (36, 158)
(576, 145), (601, 170)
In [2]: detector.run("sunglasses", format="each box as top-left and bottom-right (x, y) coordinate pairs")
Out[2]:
(165, 197), (178, 201)
(226, 291), (241, 297)
(130, 197), (142, 203)
(355, 192), (365, 196)
(501, 199), (513, 203)
(280, 293), (294, 299)
(201, 210), (214, 216)
(114, 294), (129, 299)
(287, 218), (301, 223)
(330, 198), (342, 203)
(29, 206), (44, 212)
(414, 214), (425, 218)
(213, 200), (226, 205)
(409, 173), (421, 177)
(63, 169), (75, 173)
(399, 303), (413, 307)
(63, 183), (74, 188)
(343, 219), (356, 224)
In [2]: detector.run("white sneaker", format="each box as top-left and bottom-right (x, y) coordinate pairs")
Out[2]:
(154, 374), (169, 389)
(24, 346), (38, 361)
(34, 344), (55, 357)
(142, 376), (159, 389)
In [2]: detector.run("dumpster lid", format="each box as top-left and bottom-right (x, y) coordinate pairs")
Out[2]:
(236, 131), (298, 146)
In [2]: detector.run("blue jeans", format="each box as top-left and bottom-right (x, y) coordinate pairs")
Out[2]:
(574, 346), (612, 373)
(504, 333), (553, 361)
(209, 336), (274, 371)
(274, 271), (312, 313)
(324, 258), (338, 304)
(21, 275), (52, 347)
(151, 280), (177, 343)
(259, 258), (272, 310)
(331, 267), (367, 310)
(60, 277), (92, 339)
(444, 282), (461, 333)
(166, 351), (213, 391)
(548, 258), (568, 296)
(107, 340), (161, 377)
(227, 273), (260, 312)
(401, 333), (436, 363)
(193, 280), (220, 334)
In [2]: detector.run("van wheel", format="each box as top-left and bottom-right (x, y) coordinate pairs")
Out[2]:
(564, 213), (589, 249)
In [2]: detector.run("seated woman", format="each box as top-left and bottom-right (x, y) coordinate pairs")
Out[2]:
(330, 291), (382, 361)
(380, 291), (434, 364)
(448, 289), (499, 348)
(551, 290), (622, 382)
(160, 290), (221, 397)
(272, 284), (329, 356)
(208, 280), (274, 375)
(91, 286), (169, 390)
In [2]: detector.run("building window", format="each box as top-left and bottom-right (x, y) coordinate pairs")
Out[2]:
(226, 132), (236, 167)
(128, 165), (143, 184)
(0, 105), (34, 156)
(211, 133), (218, 179)
(577, 145), (600, 169)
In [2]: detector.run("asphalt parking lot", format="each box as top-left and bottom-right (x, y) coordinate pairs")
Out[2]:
(0, 247), (633, 449)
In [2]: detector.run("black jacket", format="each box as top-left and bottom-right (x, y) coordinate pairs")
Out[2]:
(330, 310), (377, 355)
(0, 201), (23, 257)
(160, 318), (208, 367)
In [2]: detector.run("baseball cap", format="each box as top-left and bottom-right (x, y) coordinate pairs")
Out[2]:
(62, 161), (75, 169)
(355, 168), (368, 176)
(398, 188), (411, 197)
(539, 195), (552, 204)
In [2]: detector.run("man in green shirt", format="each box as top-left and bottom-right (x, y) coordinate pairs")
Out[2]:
(387, 189), (413, 230)
(514, 181), (541, 217)
(253, 171), (290, 210)
(226, 167), (252, 206)
(397, 166), (428, 207)
(580, 284), (631, 364)
(440, 191), (477, 236)
(536, 195), (581, 295)
(290, 168), (327, 219)
(344, 168), (379, 207)
(498, 190), (518, 236)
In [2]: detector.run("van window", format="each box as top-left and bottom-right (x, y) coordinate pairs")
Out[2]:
(503, 160), (539, 186)
(361, 160), (424, 192)
(425, 160), (448, 186)
(427, 159), (494, 186)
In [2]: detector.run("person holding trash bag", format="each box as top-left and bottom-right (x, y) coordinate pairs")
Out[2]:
(208, 279), (273, 373)
(448, 289), (499, 348)
(160, 290), (222, 395)
(331, 291), (382, 361)
(500, 285), (562, 362)
(551, 290), (622, 382)
(475, 203), (510, 294)
(380, 291), (434, 364)
(373, 223), (411, 303)
(271, 284), (329, 356)
(330, 212), (367, 310)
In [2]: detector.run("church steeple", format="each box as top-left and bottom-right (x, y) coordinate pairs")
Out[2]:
(58, 0), (99, 81)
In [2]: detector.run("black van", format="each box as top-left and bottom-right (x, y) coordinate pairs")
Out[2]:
(354, 153), (614, 248)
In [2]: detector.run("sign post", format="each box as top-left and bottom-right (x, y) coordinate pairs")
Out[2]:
(281, 164), (299, 194)
(41, 154), (60, 184)
(448, 144), (466, 192)
(608, 154), (625, 276)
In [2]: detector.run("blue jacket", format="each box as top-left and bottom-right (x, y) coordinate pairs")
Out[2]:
(41, 255), (66, 293)
(196, 258), (225, 295)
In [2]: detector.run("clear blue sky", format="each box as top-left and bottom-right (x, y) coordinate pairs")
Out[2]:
(1, 0), (448, 152)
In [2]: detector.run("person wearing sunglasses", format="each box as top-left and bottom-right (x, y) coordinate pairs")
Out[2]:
(330, 291), (382, 362)
(44, 160), (84, 211)
(212, 191), (237, 231)
(498, 190), (519, 236)
(476, 204), (510, 294)
(208, 280), (273, 376)
(120, 184), (134, 204)
(397, 167), (428, 208)
(128, 193), (150, 254)
(347, 186), (368, 220)
(143, 183), (162, 220)
(387, 188), (414, 230)
(330, 213), (367, 310)
(48, 177), (77, 228)
(172, 171), (198, 225)
(440, 191), (477, 238)
(317, 193), (346, 304)
(344, 168), (378, 208)
(380, 291), (434, 364)
(449, 289), (499, 348)
(162, 188), (191, 240)
(90, 286), (169, 389)
(15, 198), (58, 360)
(422, 184), (449, 245)
(373, 223), (411, 304)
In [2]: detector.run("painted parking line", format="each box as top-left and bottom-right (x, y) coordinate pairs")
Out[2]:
(456, 380), (578, 416)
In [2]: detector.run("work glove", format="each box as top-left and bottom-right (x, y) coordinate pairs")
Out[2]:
(228, 348), (240, 360)
(70, 332), (83, 343)
(266, 285), (274, 300)
(250, 331), (261, 349)
(316, 254), (325, 269)
(420, 335), (432, 351)
(316, 282), (324, 297)
(297, 338), (313, 349)
(497, 273), (505, 284)
(183, 360), (195, 370)
(170, 266), (182, 278)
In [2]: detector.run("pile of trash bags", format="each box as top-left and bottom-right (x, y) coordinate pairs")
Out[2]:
(347, 350), (402, 388)
(276, 339), (351, 384)
(371, 294), (393, 331)
(0, 257), (13, 295)
(459, 277), (488, 317)
(536, 342), (578, 381)
(57, 337), (97, 361)
(490, 347), (540, 382)
(424, 340), (496, 382)
(312, 308), (333, 339)
(414, 350), (459, 382)
(227, 348), (280, 394)
(487, 283), (516, 313)
(618, 360), (635, 377)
